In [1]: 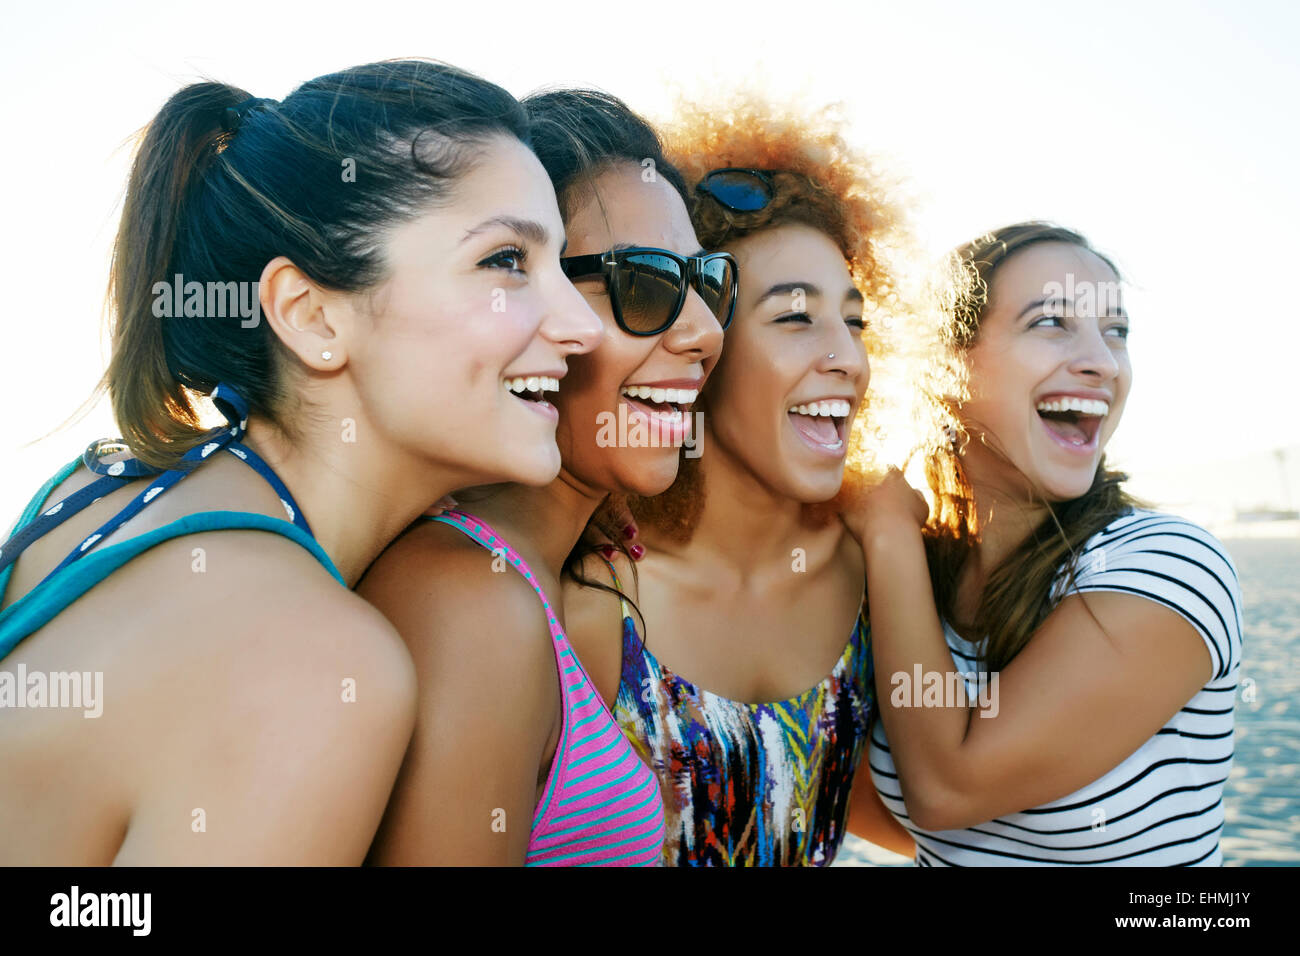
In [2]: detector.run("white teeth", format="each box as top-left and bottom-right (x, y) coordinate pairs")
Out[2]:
(1036, 397), (1109, 416)
(620, 386), (699, 406)
(506, 375), (561, 396)
(787, 400), (852, 417)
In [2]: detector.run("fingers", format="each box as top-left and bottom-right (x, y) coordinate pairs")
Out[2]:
(581, 495), (645, 561)
(422, 494), (458, 518)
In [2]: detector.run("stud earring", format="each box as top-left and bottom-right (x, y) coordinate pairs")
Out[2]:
(321, 350), (333, 361)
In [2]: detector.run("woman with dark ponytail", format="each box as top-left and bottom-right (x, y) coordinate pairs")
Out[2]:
(853, 223), (1244, 865)
(0, 59), (600, 864)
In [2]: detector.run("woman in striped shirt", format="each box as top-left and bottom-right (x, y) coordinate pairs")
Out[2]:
(359, 89), (727, 864)
(852, 222), (1244, 865)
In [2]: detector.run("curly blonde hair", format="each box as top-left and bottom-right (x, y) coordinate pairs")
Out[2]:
(628, 91), (964, 541)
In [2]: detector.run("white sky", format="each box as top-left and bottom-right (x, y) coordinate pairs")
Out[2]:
(2, 0), (1297, 522)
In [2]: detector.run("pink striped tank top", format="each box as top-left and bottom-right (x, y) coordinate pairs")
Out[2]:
(428, 509), (665, 866)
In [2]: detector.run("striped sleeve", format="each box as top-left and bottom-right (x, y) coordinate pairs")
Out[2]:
(1057, 512), (1244, 680)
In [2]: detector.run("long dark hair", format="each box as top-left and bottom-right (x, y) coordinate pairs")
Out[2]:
(522, 87), (687, 630)
(103, 59), (529, 468)
(926, 222), (1142, 673)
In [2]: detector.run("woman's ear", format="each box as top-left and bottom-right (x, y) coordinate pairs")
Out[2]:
(258, 255), (351, 371)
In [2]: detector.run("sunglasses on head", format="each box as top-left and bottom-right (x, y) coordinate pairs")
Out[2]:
(560, 247), (738, 337)
(696, 167), (776, 213)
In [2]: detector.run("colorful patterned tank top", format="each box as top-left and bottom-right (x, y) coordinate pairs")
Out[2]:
(603, 559), (874, 866)
(429, 510), (665, 866)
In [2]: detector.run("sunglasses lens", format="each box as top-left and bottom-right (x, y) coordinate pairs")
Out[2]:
(695, 257), (737, 329)
(613, 252), (686, 333)
(703, 169), (771, 212)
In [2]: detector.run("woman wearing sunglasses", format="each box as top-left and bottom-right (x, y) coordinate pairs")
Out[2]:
(855, 224), (1242, 865)
(562, 95), (934, 865)
(0, 61), (603, 864)
(359, 89), (730, 865)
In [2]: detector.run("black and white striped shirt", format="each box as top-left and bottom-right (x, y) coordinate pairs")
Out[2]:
(868, 509), (1244, 866)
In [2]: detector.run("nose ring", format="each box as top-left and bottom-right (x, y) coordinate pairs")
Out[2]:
(827, 352), (835, 360)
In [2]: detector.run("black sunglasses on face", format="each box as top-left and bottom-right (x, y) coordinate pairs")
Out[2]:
(696, 167), (776, 213)
(560, 247), (738, 337)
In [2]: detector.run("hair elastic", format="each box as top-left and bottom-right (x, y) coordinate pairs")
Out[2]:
(222, 97), (278, 135)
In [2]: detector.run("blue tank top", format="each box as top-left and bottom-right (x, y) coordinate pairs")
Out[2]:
(0, 383), (345, 661)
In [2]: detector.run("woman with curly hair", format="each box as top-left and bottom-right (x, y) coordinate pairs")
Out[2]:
(563, 94), (946, 865)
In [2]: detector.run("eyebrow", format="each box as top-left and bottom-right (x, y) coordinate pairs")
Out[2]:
(1016, 297), (1127, 321)
(757, 281), (821, 305)
(459, 216), (551, 247)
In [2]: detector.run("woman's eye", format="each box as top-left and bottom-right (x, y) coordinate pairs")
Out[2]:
(1106, 324), (1131, 340)
(1030, 314), (1065, 329)
(479, 246), (527, 273)
(845, 316), (866, 330)
(775, 312), (813, 325)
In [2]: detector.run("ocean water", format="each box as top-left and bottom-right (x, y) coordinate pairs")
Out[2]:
(835, 536), (1300, 867)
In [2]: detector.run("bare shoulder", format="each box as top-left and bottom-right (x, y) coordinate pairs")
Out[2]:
(357, 518), (556, 692)
(568, 547), (638, 601)
(561, 549), (634, 707)
(564, 547), (637, 641)
(132, 528), (417, 727)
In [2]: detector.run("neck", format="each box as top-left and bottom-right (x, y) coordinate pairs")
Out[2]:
(242, 417), (458, 588)
(453, 472), (606, 580)
(657, 425), (814, 574)
(960, 453), (1051, 590)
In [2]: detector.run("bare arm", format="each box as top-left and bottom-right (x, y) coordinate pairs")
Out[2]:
(358, 523), (558, 865)
(845, 735), (915, 856)
(111, 544), (417, 865)
(854, 474), (1214, 832)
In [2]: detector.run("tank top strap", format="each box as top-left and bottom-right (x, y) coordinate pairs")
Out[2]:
(0, 383), (312, 590)
(426, 510), (566, 645)
(598, 555), (636, 621)
(0, 509), (344, 663)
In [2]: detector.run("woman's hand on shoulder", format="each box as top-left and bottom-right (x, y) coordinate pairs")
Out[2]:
(837, 467), (929, 547)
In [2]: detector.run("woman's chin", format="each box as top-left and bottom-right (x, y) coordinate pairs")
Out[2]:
(618, 451), (683, 498)
(509, 450), (563, 488)
(1038, 468), (1097, 504)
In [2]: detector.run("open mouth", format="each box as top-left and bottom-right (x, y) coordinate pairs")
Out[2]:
(619, 384), (699, 424)
(1035, 396), (1108, 450)
(505, 375), (560, 417)
(787, 399), (851, 455)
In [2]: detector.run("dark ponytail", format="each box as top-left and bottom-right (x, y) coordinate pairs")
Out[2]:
(101, 60), (529, 468)
(106, 83), (247, 467)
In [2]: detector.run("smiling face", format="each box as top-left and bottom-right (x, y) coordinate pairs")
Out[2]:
(703, 222), (870, 502)
(554, 163), (726, 496)
(348, 134), (604, 488)
(960, 240), (1132, 502)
